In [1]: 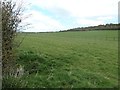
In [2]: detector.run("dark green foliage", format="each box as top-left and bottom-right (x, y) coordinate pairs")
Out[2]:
(2, 76), (27, 88)
(61, 23), (120, 32)
(17, 51), (51, 74)
(17, 51), (64, 75)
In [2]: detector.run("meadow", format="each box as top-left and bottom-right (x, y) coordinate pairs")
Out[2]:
(13, 30), (118, 88)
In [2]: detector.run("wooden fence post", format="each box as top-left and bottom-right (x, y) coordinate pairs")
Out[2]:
(0, 2), (2, 89)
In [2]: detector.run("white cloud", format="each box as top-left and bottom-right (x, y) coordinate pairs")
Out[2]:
(97, 16), (114, 21)
(22, 10), (65, 32)
(21, 0), (119, 32)
(77, 19), (104, 26)
(28, 0), (119, 17)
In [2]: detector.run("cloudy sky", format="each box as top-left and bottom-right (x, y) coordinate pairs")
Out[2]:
(21, 0), (119, 32)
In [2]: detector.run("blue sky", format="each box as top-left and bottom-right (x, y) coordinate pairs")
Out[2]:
(20, 0), (119, 32)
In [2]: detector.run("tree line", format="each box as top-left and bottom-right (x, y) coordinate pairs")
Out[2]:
(60, 23), (120, 32)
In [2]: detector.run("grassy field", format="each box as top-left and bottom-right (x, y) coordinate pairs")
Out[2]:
(14, 30), (118, 88)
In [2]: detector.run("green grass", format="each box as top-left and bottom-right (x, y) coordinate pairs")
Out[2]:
(15, 30), (118, 88)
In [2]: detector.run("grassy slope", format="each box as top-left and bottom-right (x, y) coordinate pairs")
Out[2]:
(16, 30), (118, 88)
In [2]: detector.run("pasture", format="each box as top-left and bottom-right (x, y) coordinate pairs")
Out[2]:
(15, 30), (118, 88)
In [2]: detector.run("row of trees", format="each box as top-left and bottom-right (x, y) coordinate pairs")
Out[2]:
(60, 23), (120, 32)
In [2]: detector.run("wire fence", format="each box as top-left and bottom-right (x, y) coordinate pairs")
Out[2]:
(105, 37), (118, 41)
(78, 37), (118, 42)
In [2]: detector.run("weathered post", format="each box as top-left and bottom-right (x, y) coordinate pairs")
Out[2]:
(118, 1), (120, 89)
(0, 1), (2, 89)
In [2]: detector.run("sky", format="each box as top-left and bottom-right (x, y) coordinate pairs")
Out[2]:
(19, 0), (119, 32)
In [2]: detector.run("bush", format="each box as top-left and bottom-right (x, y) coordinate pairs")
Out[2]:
(2, 0), (24, 76)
